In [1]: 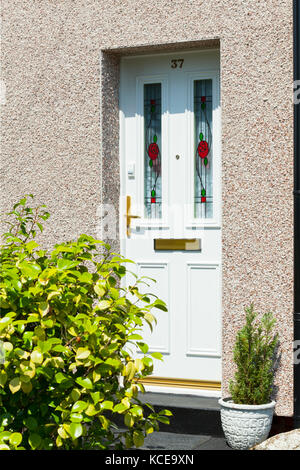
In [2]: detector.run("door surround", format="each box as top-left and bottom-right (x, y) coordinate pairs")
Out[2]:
(99, 41), (222, 396)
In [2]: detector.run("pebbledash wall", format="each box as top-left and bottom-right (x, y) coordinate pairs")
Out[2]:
(0, 1), (294, 416)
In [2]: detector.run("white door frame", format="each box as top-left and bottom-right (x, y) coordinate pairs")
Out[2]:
(119, 49), (222, 397)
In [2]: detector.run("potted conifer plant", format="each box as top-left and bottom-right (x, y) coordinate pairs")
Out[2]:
(219, 304), (279, 450)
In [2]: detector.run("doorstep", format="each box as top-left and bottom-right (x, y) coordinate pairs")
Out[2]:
(138, 392), (223, 437)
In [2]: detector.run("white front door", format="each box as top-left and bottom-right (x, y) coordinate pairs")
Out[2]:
(120, 50), (221, 390)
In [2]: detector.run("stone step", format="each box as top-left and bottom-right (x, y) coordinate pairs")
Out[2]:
(113, 392), (294, 441)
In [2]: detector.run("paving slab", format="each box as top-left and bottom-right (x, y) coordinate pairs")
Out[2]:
(193, 436), (232, 450)
(141, 431), (231, 451)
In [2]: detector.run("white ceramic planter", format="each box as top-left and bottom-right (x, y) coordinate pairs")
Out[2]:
(218, 397), (276, 450)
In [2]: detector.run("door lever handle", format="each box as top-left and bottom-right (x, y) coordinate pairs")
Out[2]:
(125, 195), (141, 237)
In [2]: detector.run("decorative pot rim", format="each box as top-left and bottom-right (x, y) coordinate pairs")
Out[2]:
(218, 397), (276, 411)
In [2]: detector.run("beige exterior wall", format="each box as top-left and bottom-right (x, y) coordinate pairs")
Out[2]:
(0, 1), (294, 415)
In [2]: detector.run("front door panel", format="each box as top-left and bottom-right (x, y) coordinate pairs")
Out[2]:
(120, 50), (221, 385)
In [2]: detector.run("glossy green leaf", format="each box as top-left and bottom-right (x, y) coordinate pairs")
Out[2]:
(24, 417), (38, 431)
(0, 431), (11, 441)
(0, 444), (10, 450)
(97, 300), (112, 311)
(28, 433), (42, 449)
(69, 423), (83, 440)
(9, 377), (21, 394)
(70, 413), (83, 423)
(19, 261), (41, 279)
(0, 317), (12, 330)
(133, 430), (144, 448)
(31, 350), (43, 364)
(25, 241), (39, 253)
(151, 352), (163, 360)
(76, 377), (93, 390)
(101, 401), (113, 410)
(76, 348), (90, 360)
(157, 416), (170, 424)
(0, 371), (8, 387)
(38, 301), (49, 317)
(93, 284), (105, 297)
(72, 401), (88, 413)
(55, 372), (68, 384)
(124, 413), (134, 427)
(113, 403), (128, 413)
(9, 433), (22, 447)
(70, 389), (81, 402)
(57, 259), (79, 270)
(159, 409), (173, 416)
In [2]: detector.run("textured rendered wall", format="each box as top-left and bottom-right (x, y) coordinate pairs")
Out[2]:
(0, 1), (294, 415)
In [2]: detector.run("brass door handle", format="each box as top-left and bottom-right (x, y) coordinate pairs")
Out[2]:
(125, 195), (141, 237)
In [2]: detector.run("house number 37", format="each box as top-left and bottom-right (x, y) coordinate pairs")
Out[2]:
(171, 59), (184, 69)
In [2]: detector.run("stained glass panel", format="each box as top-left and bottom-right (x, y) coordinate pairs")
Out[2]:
(144, 84), (162, 219)
(194, 80), (213, 219)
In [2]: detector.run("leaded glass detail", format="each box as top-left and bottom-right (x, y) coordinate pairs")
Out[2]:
(144, 84), (162, 219)
(194, 80), (213, 219)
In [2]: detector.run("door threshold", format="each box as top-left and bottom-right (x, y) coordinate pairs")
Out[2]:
(139, 376), (221, 398)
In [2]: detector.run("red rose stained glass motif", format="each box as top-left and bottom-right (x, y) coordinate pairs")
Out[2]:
(194, 80), (213, 215)
(148, 142), (159, 161)
(197, 140), (209, 159)
(152, 158), (161, 176)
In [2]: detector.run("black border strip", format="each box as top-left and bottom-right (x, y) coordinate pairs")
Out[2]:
(294, 0), (300, 429)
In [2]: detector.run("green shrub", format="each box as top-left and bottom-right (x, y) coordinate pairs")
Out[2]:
(229, 304), (279, 405)
(0, 195), (170, 450)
